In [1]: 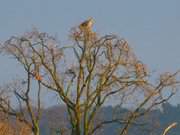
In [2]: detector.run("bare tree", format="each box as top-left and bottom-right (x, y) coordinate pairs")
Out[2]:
(0, 19), (179, 135)
(0, 79), (42, 135)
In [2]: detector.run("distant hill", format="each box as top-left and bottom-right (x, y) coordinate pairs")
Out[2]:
(39, 103), (180, 135)
(1, 103), (179, 135)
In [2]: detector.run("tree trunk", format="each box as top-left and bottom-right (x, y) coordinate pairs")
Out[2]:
(33, 124), (40, 135)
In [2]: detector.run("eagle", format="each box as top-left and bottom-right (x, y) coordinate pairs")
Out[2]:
(79, 17), (94, 31)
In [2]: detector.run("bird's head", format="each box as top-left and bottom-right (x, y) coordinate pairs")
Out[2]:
(88, 17), (94, 24)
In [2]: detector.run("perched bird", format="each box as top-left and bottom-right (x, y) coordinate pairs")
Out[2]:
(35, 72), (42, 81)
(21, 80), (27, 85)
(32, 64), (42, 81)
(65, 69), (76, 79)
(79, 17), (94, 31)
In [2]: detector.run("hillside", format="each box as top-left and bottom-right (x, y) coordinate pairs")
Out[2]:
(39, 103), (180, 135)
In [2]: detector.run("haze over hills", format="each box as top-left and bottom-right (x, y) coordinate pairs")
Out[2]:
(38, 102), (180, 135)
(0, 102), (179, 134)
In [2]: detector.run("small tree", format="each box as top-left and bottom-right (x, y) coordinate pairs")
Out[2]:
(0, 79), (42, 134)
(0, 19), (179, 135)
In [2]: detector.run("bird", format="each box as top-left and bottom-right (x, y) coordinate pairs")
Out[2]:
(35, 72), (42, 81)
(21, 80), (27, 85)
(32, 63), (42, 81)
(79, 17), (94, 32)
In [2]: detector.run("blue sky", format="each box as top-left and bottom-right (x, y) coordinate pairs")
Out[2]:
(0, 0), (180, 105)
